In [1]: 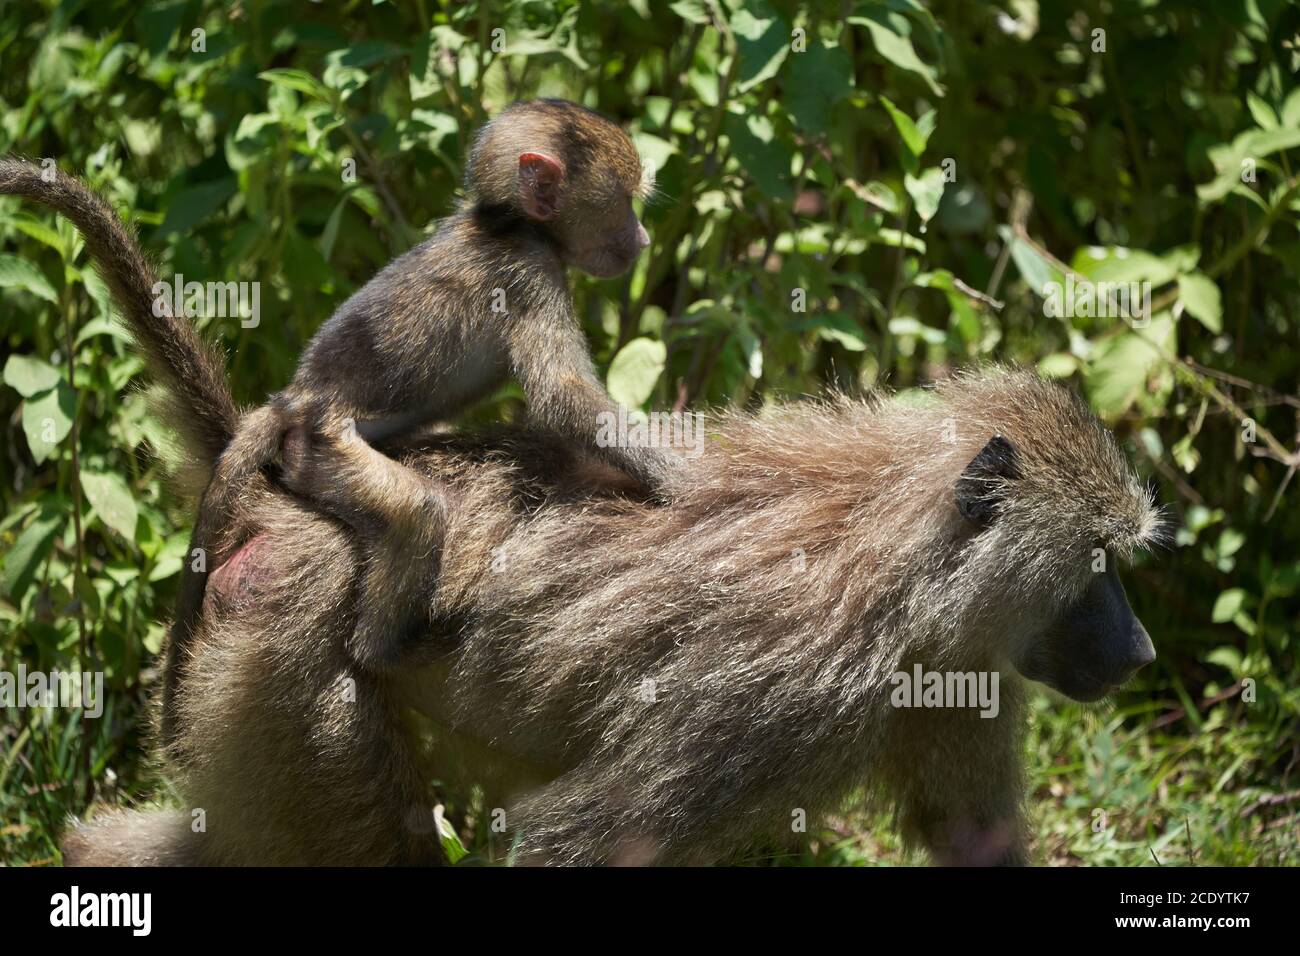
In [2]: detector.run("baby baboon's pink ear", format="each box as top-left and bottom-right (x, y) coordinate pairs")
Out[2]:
(519, 152), (564, 220)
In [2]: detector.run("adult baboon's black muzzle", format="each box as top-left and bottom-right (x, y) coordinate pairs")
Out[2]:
(1015, 563), (1156, 702)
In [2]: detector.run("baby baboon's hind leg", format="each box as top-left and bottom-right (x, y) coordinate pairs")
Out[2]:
(280, 403), (448, 670)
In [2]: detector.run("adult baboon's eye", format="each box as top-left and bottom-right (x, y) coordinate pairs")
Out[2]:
(954, 434), (1021, 527)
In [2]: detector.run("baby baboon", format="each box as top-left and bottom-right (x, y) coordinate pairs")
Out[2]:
(63, 359), (1161, 865)
(3, 99), (673, 743)
(213, 97), (675, 678)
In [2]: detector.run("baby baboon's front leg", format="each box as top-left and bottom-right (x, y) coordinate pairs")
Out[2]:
(280, 404), (448, 670)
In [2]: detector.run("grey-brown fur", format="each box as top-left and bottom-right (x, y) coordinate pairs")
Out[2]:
(62, 366), (1161, 866)
(181, 98), (671, 727)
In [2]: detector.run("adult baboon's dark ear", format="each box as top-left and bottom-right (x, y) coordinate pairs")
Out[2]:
(955, 434), (1021, 526)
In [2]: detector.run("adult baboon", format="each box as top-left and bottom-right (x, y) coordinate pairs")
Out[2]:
(8, 146), (1159, 868)
(63, 361), (1161, 866)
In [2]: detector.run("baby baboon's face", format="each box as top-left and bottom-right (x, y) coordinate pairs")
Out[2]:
(555, 145), (652, 279)
(561, 188), (650, 278)
(504, 102), (653, 279)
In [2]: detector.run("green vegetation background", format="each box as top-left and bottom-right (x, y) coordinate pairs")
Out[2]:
(1, 0), (1297, 865)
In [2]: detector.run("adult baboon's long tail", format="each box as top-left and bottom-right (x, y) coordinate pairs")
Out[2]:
(1, 157), (243, 753)
(0, 157), (237, 475)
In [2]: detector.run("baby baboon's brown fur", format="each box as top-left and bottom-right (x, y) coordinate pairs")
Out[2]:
(62, 365), (1160, 866)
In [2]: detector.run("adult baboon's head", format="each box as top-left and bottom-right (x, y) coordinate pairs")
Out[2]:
(941, 371), (1163, 702)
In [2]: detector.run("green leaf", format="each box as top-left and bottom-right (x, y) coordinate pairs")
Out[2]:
(259, 68), (332, 103)
(1282, 87), (1300, 128)
(795, 314), (868, 351)
(1176, 272), (1223, 333)
(148, 530), (191, 582)
(3, 354), (62, 397)
(731, 0), (791, 94)
(785, 40), (853, 136)
(435, 807), (468, 864)
(75, 314), (131, 346)
(1071, 246), (1178, 287)
(323, 61), (369, 97)
(1171, 433), (1200, 473)
(1217, 527), (1246, 560)
(876, 227), (925, 253)
(319, 197), (349, 262)
(850, 7), (943, 96)
(143, 622), (167, 656)
(888, 316), (945, 344)
(998, 226), (1064, 295)
(148, 533), (192, 582)
(1211, 588), (1247, 623)
(878, 95), (928, 160)
(410, 30), (461, 102)
(724, 112), (794, 200)
(670, 0), (711, 24)
(80, 267), (117, 323)
(607, 338), (667, 409)
(912, 269), (981, 341)
(1199, 127), (1300, 201)
(630, 132), (677, 180)
(904, 167), (945, 226)
(283, 229), (334, 287)
(81, 470), (139, 542)
(158, 178), (237, 236)
(1086, 331), (1155, 416)
(1037, 353), (1079, 379)
(1, 509), (61, 600)
(409, 109), (459, 152)
(0, 253), (58, 303)
(0, 212), (64, 251)
(733, 321), (763, 378)
(1246, 91), (1277, 130)
(21, 382), (75, 464)
(226, 112), (281, 173)
(1205, 646), (1242, 676)
(137, 0), (186, 56)
(328, 41), (402, 70)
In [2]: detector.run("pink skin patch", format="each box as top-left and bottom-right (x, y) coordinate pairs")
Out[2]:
(207, 533), (272, 608)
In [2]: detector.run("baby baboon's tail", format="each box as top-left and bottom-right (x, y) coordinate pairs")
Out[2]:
(0, 156), (237, 476)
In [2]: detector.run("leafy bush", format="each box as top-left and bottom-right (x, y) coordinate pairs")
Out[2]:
(1, 0), (1296, 865)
